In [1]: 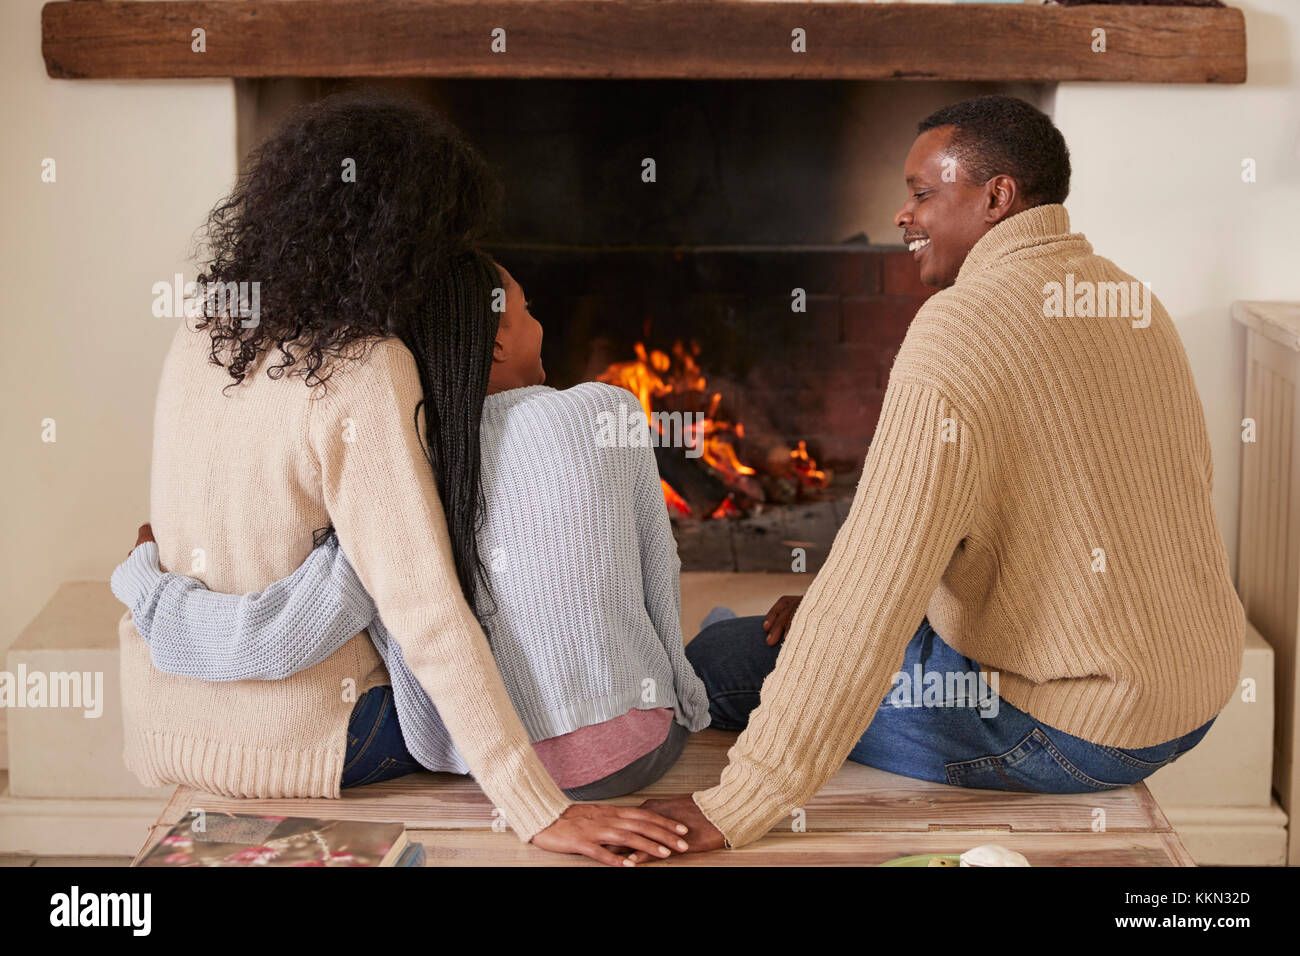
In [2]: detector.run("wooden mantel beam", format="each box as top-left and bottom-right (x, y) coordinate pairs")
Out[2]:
(41, 1), (1246, 83)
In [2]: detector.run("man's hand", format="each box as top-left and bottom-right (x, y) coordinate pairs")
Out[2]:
(529, 803), (691, 867)
(130, 522), (155, 556)
(763, 594), (803, 646)
(620, 795), (726, 863)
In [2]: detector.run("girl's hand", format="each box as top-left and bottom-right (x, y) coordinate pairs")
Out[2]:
(130, 522), (155, 556)
(763, 594), (803, 646)
(529, 804), (690, 866)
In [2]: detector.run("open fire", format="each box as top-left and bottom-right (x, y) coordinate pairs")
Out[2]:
(598, 339), (831, 519)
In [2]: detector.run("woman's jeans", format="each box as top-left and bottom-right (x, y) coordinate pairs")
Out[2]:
(341, 686), (423, 789)
(341, 685), (688, 797)
(685, 614), (1216, 792)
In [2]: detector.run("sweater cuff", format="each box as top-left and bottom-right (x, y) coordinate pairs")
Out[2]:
(692, 758), (794, 849)
(690, 791), (736, 850)
(505, 783), (572, 844)
(110, 542), (165, 610)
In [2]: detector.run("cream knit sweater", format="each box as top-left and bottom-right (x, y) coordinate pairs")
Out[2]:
(119, 323), (571, 841)
(693, 204), (1245, 848)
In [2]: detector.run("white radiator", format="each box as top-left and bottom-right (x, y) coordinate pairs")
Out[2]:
(1234, 299), (1300, 865)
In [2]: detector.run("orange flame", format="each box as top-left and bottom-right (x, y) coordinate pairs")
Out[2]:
(709, 497), (744, 519)
(790, 440), (829, 488)
(598, 342), (671, 423)
(661, 479), (692, 516)
(599, 339), (825, 516)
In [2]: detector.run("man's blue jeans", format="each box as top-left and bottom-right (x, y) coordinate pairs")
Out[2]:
(685, 614), (1216, 792)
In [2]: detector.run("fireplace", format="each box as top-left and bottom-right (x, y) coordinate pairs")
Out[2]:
(239, 76), (1031, 569)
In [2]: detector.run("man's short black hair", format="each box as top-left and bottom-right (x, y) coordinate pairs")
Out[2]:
(917, 95), (1071, 206)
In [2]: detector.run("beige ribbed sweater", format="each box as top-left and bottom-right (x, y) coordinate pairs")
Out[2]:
(693, 204), (1245, 848)
(120, 323), (571, 841)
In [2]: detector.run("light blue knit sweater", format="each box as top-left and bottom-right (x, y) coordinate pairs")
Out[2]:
(111, 382), (710, 775)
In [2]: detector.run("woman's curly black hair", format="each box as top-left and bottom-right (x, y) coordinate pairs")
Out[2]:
(194, 90), (504, 618)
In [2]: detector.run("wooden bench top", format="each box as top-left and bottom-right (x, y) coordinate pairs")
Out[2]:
(134, 729), (1194, 866)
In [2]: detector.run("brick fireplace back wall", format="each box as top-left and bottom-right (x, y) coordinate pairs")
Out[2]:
(497, 243), (936, 472)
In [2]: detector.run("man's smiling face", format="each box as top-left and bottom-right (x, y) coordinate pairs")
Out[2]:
(894, 126), (1020, 289)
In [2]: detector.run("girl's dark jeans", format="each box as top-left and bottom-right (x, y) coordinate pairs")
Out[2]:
(341, 685), (688, 797)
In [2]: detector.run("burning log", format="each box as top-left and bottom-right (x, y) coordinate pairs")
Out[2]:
(762, 441), (833, 505)
(654, 444), (731, 519)
(600, 335), (823, 519)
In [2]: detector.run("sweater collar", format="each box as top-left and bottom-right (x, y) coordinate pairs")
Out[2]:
(483, 384), (553, 413)
(955, 203), (1082, 283)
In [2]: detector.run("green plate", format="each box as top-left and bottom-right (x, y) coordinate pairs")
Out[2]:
(877, 854), (962, 867)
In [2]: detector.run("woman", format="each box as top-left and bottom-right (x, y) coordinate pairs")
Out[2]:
(114, 257), (710, 799)
(117, 90), (695, 865)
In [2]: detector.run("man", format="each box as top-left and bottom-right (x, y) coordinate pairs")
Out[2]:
(635, 95), (1245, 855)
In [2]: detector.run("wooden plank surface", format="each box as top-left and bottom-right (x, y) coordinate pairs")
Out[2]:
(136, 729), (1189, 864)
(411, 829), (1192, 867)
(42, 1), (1247, 83)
